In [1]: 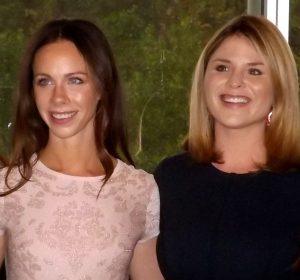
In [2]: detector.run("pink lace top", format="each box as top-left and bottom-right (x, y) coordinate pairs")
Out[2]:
(0, 159), (160, 280)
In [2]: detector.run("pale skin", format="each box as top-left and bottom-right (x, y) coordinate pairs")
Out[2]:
(0, 235), (5, 265)
(0, 40), (164, 278)
(213, 124), (267, 173)
(204, 35), (274, 173)
(130, 237), (164, 280)
(33, 40), (104, 176)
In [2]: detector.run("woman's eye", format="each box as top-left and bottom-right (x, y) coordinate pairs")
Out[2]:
(69, 77), (83, 85)
(36, 78), (52, 87)
(249, 68), (262, 75)
(215, 65), (228, 72)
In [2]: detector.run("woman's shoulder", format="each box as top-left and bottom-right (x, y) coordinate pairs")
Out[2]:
(155, 152), (195, 171)
(263, 167), (300, 182)
(116, 160), (156, 188)
(0, 165), (9, 184)
(0, 167), (5, 187)
(268, 169), (300, 190)
(153, 153), (209, 192)
(0, 166), (10, 193)
(154, 152), (202, 179)
(0, 165), (23, 193)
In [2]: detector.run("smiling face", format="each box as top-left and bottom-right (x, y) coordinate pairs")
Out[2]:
(33, 40), (100, 142)
(204, 34), (274, 132)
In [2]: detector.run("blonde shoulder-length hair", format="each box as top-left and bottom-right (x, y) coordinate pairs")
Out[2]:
(184, 14), (300, 171)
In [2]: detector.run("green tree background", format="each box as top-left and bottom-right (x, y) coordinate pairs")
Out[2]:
(0, 0), (247, 172)
(1, 2), (300, 278)
(291, 0), (300, 72)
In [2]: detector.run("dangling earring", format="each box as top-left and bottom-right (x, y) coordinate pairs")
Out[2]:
(266, 111), (272, 127)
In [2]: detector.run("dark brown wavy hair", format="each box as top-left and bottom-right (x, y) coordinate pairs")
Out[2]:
(1, 18), (134, 196)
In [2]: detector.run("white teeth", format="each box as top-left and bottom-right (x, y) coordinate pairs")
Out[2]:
(222, 95), (249, 104)
(52, 112), (76, 119)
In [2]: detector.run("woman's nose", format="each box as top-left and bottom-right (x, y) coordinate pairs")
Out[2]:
(227, 69), (245, 88)
(51, 84), (69, 104)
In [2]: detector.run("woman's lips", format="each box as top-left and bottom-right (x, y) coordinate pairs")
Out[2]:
(49, 111), (77, 124)
(220, 94), (250, 104)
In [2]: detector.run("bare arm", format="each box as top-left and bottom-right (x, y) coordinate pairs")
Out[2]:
(129, 237), (164, 280)
(0, 234), (5, 265)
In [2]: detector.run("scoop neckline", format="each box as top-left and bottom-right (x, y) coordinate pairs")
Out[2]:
(209, 162), (263, 177)
(35, 158), (121, 181)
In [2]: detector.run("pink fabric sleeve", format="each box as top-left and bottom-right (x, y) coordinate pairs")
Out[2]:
(138, 178), (160, 243)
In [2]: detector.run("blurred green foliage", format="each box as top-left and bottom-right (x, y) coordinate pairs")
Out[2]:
(0, 0), (247, 171)
(290, 0), (300, 73)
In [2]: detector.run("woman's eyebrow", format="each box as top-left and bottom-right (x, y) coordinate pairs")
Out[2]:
(210, 58), (230, 63)
(247, 62), (265, 66)
(65, 71), (88, 77)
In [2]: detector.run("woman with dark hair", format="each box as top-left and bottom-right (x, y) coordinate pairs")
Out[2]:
(0, 19), (163, 279)
(155, 15), (300, 279)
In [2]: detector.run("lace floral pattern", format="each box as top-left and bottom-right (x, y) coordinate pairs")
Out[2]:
(0, 160), (159, 280)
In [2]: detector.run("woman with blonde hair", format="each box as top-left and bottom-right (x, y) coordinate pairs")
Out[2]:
(155, 15), (300, 279)
(0, 19), (163, 280)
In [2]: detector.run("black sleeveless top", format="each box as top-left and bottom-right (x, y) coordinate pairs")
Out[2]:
(154, 153), (300, 280)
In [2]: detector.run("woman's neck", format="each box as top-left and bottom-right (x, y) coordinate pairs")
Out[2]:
(38, 136), (106, 176)
(213, 125), (267, 173)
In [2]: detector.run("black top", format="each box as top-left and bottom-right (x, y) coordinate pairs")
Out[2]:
(154, 153), (300, 280)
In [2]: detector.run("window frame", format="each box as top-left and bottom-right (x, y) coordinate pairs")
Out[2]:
(247, 0), (290, 41)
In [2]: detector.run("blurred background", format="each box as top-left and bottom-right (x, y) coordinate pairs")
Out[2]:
(1, 1), (300, 173)
(1, 0), (300, 278)
(0, 0), (247, 172)
(1, 0), (300, 172)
